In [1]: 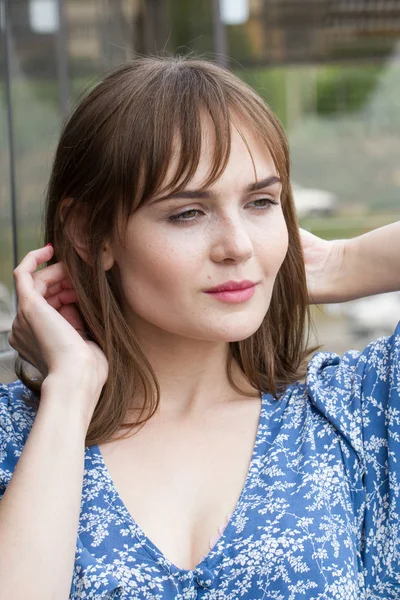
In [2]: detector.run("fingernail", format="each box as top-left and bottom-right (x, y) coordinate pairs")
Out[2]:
(45, 243), (53, 248)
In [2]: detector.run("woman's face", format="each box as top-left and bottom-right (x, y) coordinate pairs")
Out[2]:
(106, 119), (289, 343)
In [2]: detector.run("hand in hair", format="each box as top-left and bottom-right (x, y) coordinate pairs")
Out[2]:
(301, 222), (400, 304)
(300, 228), (346, 305)
(9, 245), (108, 398)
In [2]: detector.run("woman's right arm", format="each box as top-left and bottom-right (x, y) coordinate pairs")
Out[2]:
(0, 245), (108, 600)
(0, 378), (89, 600)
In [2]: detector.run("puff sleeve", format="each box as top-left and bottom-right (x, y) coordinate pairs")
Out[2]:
(306, 322), (400, 596)
(0, 380), (38, 500)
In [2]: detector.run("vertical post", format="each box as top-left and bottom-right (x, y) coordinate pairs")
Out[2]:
(211, 0), (228, 68)
(143, 0), (156, 54)
(3, 0), (18, 273)
(56, 0), (70, 119)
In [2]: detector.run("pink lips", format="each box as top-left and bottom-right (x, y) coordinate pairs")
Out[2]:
(204, 280), (257, 304)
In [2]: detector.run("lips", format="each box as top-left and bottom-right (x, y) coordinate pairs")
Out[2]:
(205, 280), (256, 293)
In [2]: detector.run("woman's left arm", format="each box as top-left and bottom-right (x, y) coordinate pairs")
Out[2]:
(301, 221), (400, 304)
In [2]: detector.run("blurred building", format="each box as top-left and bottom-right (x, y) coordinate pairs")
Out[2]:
(260, 0), (400, 65)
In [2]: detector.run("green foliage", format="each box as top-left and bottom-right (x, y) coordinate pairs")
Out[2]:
(226, 24), (254, 63)
(166, 0), (214, 56)
(235, 67), (288, 127)
(316, 65), (381, 115)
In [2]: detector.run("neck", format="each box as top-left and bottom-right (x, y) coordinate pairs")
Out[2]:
(129, 323), (258, 419)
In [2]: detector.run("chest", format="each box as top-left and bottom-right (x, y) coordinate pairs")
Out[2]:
(98, 399), (262, 571)
(81, 395), (368, 598)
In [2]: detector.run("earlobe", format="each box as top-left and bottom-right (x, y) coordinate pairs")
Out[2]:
(102, 242), (115, 271)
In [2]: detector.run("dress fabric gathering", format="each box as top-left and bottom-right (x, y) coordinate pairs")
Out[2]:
(1, 323), (400, 599)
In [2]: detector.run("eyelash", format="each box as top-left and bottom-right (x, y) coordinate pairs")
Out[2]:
(168, 198), (279, 224)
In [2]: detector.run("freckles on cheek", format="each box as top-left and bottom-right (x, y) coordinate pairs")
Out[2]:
(257, 236), (288, 275)
(139, 242), (195, 286)
(125, 222), (205, 289)
(160, 236), (201, 269)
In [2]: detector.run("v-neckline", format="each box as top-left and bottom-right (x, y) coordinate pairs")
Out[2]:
(89, 391), (267, 576)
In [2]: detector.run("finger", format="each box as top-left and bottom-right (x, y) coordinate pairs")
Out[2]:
(46, 289), (78, 310)
(61, 280), (75, 293)
(34, 261), (68, 284)
(44, 282), (62, 298)
(59, 303), (85, 331)
(60, 278), (75, 289)
(46, 277), (75, 299)
(33, 263), (70, 297)
(14, 246), (55, 300)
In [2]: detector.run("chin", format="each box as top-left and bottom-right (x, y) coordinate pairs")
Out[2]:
(221, 312), (267, 341)
(206, 321), (265, 343)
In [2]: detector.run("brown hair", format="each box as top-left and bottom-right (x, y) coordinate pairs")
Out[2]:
(17, 55), (313, 447)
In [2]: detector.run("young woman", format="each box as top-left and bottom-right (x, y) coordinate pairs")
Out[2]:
(1, 55), (399, 600)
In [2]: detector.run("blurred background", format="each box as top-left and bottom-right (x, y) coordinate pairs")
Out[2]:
(1, 0), (400, 382)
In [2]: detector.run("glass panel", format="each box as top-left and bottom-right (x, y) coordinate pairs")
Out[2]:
(0, 0), (16, 381)
(8, 0), (63, 259)
(66, 0), (137, 100)
(0, 0), (64, 381)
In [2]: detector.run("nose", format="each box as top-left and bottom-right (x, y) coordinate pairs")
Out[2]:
(209, 215), (253, 264)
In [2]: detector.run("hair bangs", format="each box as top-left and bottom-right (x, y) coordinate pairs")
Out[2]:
(119, 68), (234, 226)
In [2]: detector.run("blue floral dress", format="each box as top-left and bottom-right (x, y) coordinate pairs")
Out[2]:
(1, 324), (400, 599)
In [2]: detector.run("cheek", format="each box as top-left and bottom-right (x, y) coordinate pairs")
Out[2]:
(257, 219), (289, 274)
(278, 227), (290, 266)
(120, 233), (202, 294)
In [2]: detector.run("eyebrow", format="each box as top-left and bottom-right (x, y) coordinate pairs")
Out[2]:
(152, 175), (282, 204)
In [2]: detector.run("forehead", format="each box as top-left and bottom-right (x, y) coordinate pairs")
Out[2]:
(163, 115), (278, 192)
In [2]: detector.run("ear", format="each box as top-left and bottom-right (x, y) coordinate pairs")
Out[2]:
(102, 240), (115, 271)
(60, 198), (115, 271)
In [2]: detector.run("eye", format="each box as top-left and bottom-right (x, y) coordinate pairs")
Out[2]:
(167, 198), (279, 225)
(168, 209), (204, 224)
(247, 198), (279, 209)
